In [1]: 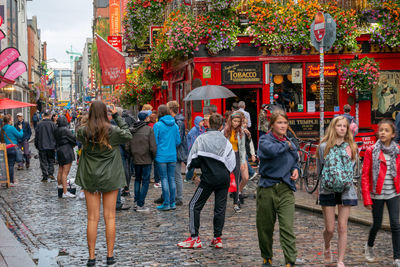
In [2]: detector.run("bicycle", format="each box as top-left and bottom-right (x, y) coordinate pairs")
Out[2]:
(296, 138), (320, 194)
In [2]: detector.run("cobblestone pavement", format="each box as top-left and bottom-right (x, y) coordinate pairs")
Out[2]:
(0, 147), (395, 266)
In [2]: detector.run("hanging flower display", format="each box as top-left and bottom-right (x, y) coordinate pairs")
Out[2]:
(359, 0), (400, 48)
(339, 57), (380, 94)
(206, 0), (240, 11)
(118, 70), (155, 108)
(123, 0), (172, 48)
(246, 0), (359, 52)
(198, 10), (240, 55)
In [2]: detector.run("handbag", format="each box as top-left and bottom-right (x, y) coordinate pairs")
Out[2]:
(3, 130), (23, 163)
(228, 172), (237, 193)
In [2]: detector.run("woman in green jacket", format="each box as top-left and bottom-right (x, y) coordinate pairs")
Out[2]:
(75, 101), (132, 267)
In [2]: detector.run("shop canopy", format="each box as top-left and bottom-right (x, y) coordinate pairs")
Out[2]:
(0, 98), (36, 110)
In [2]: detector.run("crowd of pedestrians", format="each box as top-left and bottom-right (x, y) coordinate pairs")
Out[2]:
(2, 100), (400, 267)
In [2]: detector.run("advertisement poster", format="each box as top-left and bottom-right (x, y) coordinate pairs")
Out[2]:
(371, 71), (400, 124)
(292, 68), (302, 84)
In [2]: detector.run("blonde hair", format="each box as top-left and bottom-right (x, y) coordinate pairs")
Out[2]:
(317, 116), (357, 160)
(142, 104), (153, 111)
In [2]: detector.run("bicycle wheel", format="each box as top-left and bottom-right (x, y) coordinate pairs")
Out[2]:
(304, 154), (319, 193)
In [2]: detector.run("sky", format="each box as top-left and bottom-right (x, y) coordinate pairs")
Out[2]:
(26, 0), (93, 68)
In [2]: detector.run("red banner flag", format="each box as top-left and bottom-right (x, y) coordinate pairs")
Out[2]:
(95, 34), (126, 85)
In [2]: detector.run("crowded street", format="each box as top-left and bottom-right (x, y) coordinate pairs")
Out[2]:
(0, 146), (395, 266)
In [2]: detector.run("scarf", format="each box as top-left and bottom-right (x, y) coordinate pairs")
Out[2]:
(372, 140), (399, 193)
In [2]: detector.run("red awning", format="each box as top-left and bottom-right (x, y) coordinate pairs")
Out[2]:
(0, 98), (36, 110)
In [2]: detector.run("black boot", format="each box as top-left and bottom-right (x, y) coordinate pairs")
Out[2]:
(87, 258), (96, 266)
(107, 256), (116, 266)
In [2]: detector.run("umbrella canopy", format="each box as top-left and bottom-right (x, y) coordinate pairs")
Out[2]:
(183, 85), (237, 101)
(0, 98), (36, 110)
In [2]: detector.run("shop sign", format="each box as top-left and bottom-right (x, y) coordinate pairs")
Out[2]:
(203, 66), (211, 79)
(107, 36), (122, 52)
(161, 80), (168, 90)
(109, 0), (121, 36)
(358, 90), (372, 101)
(221, 62), (262, 85)
(289, 118), (332, 139)
(306, 63), (337, 78)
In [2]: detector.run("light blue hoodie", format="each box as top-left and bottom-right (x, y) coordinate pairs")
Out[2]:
(187, 116), (204, 152)
(153, 115), (181, 163)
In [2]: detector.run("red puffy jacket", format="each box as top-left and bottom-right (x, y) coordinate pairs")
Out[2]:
(361, 145), (400, 206)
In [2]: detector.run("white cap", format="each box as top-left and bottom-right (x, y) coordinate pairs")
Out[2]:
(16, 112), (23, 117)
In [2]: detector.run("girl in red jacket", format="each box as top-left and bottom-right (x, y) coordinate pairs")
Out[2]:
(361, 119), (400, 266)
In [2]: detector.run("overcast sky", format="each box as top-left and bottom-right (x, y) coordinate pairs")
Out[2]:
(27, 0), (92, 67)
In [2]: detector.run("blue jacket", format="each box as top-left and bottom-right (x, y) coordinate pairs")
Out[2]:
(2, 124), (23, 145)
(154, 115), (181, 163)
(187, 116), (204, 151)
(257, 132), (299, 191)
(14, 120), (31, 142)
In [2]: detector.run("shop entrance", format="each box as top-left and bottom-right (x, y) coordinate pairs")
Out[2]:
(225, 88), (260, 146)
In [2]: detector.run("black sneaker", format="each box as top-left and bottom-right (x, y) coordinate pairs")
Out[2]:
(262, 258), (272, 267)
(87, 258), (96, 266)
(48, 175), (55, 180)
(41, 177), (48, 182)
(154, 196), (163, 204)
(176, 200), (183, 206)
(107, 256), (116, 266)
(116, 204), (130, 211)
(121, 190), (130, 197)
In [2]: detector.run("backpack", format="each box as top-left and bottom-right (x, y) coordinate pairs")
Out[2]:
(349, 120), (359, 136)
(321, 143), (354, 193)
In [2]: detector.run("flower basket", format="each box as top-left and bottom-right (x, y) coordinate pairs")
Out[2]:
(339, 57), (380, 96)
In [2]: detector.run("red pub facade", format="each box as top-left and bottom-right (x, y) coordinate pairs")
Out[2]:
(155, 35), (400, 144)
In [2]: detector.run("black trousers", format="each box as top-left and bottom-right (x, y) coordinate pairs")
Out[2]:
(39, 150), (55, 178)
(189, 181), (229, 238)
(368, 196), (400, 259)
(232, 152), (241, 205)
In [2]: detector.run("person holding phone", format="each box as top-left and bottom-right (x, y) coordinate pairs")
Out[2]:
(75, 101), (132, 266)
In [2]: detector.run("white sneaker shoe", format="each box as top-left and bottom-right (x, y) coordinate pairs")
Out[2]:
(249, 172), (258, 181)
(365, 243), (375, 262)
(62, 191), (76, 198)
(136, 206), (150, 212)
(78, 191), (85, 199)
(394, 259), (400, 267)
(154, 182), (161, 188)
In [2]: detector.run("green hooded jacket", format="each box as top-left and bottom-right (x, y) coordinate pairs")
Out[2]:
(75, 113), (132, 193)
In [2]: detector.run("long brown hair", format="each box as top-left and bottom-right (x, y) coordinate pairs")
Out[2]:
(85, 101), (111, 149)
(317, 116), (357, 160)
(223, 111), (244, 139)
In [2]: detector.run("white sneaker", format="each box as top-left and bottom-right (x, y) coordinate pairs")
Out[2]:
(78, 191), (85, 199)
(365, 243), (375, 262)
(394, 259), (400, 267)
(249, 172), (258, 181)
(62, 191), (76, 198)
(136, 206), (149, 212)
(154, 182), (161, 188)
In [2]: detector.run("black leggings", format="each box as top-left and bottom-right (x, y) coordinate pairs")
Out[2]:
(368, 196), (400, 259)
(232, 152), (241, 205)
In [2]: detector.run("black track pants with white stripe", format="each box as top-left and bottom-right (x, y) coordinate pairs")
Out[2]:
(189, 181), (229, 238)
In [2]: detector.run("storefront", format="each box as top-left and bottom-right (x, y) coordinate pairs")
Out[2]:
(159, 35), (400, 140)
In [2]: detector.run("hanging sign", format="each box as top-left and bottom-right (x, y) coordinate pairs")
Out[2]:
(109, 0), (121, 36)
(0, 61), (27, 89)
(107, 36), (122, 52)
(0, 47), (20, 72)
(221, 62), (262, 85)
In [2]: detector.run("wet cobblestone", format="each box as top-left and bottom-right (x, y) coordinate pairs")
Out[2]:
(0, 146), (396, 266)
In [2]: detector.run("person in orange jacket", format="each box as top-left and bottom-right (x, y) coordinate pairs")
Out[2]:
(361, 119), (400, 266)
(65, 110), (71, 124)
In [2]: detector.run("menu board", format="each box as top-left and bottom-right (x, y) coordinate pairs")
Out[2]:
(289, 118), (332, 139)
(306, 78), (338, 112)
(0, 144), (9, 187)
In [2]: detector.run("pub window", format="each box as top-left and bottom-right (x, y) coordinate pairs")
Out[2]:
(305, 63), (339, 112)
(270, 63), (303, 113)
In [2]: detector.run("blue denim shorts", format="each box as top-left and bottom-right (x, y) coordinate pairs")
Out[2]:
(319, 193), (357, 207)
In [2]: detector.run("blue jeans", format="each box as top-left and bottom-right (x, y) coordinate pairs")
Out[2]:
(186, 167), (194, 181)
(134, 164), (151, 207)
(247, 156), (255, 177)
(153, 161), (160, 183)
(157, 162), (176, 206)
(6, 147), (16, 183)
